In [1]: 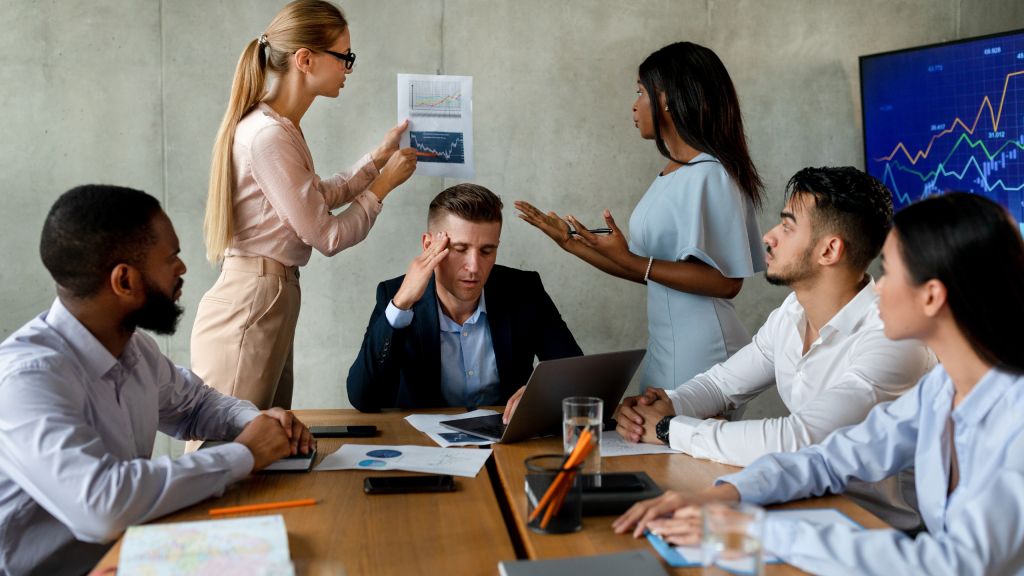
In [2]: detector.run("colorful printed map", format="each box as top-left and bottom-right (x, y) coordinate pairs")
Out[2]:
(118, 515), (293, 576)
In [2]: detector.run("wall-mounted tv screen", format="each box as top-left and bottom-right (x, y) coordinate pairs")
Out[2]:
(860, 29), (1024, 234)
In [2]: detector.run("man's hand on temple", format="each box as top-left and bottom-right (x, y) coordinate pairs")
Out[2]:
(393, 232), (450, 311)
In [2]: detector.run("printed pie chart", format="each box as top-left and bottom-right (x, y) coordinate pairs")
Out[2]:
(366, 450), (403, 458)
(359, 459), (387, 467)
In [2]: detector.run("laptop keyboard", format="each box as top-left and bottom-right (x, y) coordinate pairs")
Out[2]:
(473, 424), (507, 438)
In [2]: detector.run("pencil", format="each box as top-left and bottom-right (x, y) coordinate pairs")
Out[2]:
(415, 152), (438, 157)
(209, 498), (318, 516)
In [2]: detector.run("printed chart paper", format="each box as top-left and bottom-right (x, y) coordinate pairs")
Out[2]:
(405, 409), (498, 447)
(646, 508), (864, 567)
(601, 430), (682, 457)
(316, 444), (492, 478)
(118, 515), (293, 576)
(398, 74), (474, 178)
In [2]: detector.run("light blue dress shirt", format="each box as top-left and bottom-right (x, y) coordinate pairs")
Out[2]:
(627, 154), (766, 392)
(717, 364), (1024, 575)
(384, 289), (501, 408)
(0, 298), (261, 576)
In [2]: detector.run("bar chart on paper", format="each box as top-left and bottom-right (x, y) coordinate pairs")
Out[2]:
(861, 30), (1024, 233)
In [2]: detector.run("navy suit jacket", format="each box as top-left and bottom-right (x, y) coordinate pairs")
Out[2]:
(347, 265), (583, 412)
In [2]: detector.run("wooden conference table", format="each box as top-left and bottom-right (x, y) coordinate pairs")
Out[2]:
(91, 408), (887, 576)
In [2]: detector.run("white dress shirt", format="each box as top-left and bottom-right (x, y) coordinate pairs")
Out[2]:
(665, 278), (935, 529)
(0, 299), (262, 576)
(718, 365), (1024, 576)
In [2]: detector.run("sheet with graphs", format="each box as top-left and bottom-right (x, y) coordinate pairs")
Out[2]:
(397, 73), (474, 179)
(315, 444), (492, 477)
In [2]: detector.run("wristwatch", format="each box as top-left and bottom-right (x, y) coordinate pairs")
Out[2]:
(655, 416), (674, 445)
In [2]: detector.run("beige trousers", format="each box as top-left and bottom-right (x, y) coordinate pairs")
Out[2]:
(186, 256), (301, 452)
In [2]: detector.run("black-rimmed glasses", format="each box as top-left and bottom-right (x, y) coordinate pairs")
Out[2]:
(325, 50), (356, 70)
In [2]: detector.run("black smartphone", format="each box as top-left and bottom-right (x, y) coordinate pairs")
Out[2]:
(309, 425), (377, 438)
(581, 473), (645, 493)
(364, 475), (456, 494)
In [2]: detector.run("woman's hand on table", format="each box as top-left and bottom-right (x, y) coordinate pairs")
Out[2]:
(514, 201), (573, 250)
(612, 484), (742, 538)
(371, 120), (409, 171)
(646, 506), (702, 546)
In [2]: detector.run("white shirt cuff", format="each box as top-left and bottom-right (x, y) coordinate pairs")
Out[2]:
(385, 300), (414, 329)
(203, 441), (256, 483)
(668, 414), (703, 454)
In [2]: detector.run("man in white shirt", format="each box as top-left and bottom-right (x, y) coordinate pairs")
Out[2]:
(616, 167), (934, 531)
(0, 185), (315, 576)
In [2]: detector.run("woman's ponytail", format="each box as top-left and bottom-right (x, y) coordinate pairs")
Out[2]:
(204, 38), (268, 264)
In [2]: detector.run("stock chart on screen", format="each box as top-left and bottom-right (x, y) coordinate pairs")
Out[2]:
(860, 29), (1024, 233)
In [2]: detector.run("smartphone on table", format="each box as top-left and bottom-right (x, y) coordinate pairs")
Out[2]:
(309, 425), (377, 438)
(364, 475), (456, 494)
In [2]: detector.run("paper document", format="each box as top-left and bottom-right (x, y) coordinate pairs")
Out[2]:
(647, 508), (864, 567)
(601, 430), (681, 457)
(118, 515), (293, 576)
(405, 409), (499, 447)
(316, 444), (492, 478)
(398, 73), (474, 178)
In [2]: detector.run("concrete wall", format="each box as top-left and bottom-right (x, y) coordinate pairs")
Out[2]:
(2, 1), (1021, 457)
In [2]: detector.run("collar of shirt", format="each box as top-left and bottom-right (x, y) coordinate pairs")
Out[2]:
(437, 289), (487, 332)
(941, 367), (1012, 427)
(785, 276), (877, 341)
(44, 297), (142, 386)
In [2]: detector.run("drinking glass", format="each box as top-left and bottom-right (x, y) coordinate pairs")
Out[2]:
(701, 502), (765, 576)
(562, 397), (602, 474)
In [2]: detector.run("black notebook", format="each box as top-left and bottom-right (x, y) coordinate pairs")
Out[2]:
(499, 550), (668, 576)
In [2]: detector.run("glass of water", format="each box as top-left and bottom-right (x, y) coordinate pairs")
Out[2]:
(562, 396), (602, 474)
(701, 502), (765, 576)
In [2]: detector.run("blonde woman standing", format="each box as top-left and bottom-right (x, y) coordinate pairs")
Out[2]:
(191, 0), (416, 426)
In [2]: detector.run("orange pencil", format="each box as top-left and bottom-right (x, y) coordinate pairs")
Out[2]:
(528, 429), (594, 522)
(415, 152), (438, 156)
(209, 498), (318, 516)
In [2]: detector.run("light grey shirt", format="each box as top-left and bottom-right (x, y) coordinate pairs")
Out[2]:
(0, 299), (261, 576)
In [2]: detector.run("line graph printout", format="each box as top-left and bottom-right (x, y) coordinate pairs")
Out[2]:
(398, 73), (474, 178)
(860, 30), (1024, 233)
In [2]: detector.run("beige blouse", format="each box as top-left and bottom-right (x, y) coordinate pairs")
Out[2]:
(225, 102), (382, 267)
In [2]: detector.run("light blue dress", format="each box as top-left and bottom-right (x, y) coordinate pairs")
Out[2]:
(627, 153), (766, 392)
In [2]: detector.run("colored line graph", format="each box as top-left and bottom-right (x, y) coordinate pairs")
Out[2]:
(861, 30), (1024, 228)
(410, 131), (465, 163)
(875, 70), (1024, 165)
(410, 81), (462, 118)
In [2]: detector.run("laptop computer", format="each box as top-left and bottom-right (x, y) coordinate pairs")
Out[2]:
(438, 349), (646, 443)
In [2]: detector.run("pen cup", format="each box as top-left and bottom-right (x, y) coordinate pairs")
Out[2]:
(524, 455), (584, 534)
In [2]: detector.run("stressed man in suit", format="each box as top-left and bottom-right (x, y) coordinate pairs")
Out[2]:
(347, 184), (583, 416)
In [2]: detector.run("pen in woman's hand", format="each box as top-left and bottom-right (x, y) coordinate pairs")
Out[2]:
(568, 228), (612, 235)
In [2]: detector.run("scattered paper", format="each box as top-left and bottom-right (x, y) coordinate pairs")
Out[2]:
(601, 431), (681, 457)
(398, 73), (474, 178)
(316, 444), (492, 478)
(119, 515), (293, 576)
(405, 409), (499, 447)
(647, 508), (864, 567)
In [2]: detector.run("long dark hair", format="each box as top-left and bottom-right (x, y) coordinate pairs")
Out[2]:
(894, 193), (1024, 374)
(639, 42), (765, 210)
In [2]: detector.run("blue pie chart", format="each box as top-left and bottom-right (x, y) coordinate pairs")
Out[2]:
(366, 450), (403, 458)
(359, 459), (387, 467)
